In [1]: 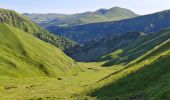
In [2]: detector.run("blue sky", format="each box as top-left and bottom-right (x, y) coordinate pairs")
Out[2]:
(0, 0), (170, 15)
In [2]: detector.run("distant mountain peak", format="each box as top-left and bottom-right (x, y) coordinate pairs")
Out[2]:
(92, 6), (138, 17)
(95, 6), (132, 15)
(95, 8), (108, 14)
(110, 6), (124, 9)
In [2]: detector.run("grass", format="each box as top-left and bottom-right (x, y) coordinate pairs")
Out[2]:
(88, 52), (170, 100)
(0, 23), (124, 99)
(0, 23), (79, 77)
(80, 38), (170, 100)
(0, 62), (122, 100)
(0, 22), (170, 99)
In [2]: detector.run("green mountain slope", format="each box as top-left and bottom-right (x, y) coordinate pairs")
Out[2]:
(85, 35), (170, 100)
(0, 8), (75, 50)
(25, 7), (138, 27)
(0, 23), (79, 77)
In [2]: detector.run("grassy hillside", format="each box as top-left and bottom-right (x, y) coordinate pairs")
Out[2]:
(25, 7), (138, 27)
(0, 23), (120, 100)
(69, 29), (170, 99)
(0, 23), (117, 99)
(85, 39), (170, 100)
(0, 8), (75, 50)
(0, 23), (79, 77)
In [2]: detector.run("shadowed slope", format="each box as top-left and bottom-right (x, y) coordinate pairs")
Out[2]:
(49, 9), (170, 43)
(101, 29), (170, 66)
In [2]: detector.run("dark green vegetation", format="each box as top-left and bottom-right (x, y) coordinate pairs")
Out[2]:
(48, 9), (170, 43)
(0, 8), (75, 50)
(25, 7), (138, 27)
(0, 23), (79, 77)
(66, 31), (145, 62)
(66, 26), (170, 65)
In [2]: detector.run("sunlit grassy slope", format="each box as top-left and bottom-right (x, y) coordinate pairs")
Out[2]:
(0, 23), (80, 77)
(89, 54), (170, 99)
(83, 35), (170, 99)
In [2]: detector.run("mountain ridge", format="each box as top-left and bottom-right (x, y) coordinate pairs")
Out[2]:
(0, 8), (75, 50)
(24, 7), (138, 27)
(47, 9), (170, 44)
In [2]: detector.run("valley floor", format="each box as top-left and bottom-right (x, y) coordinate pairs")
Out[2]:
(0, 62), (124, 100)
